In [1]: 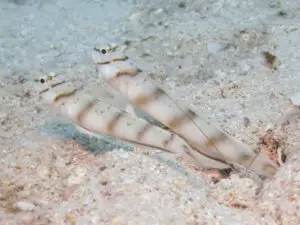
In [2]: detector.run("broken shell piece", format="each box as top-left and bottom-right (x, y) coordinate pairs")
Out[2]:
(67, 167), (87, 186)
(129, 10), (143, 23)
(289, 92), (300, 106)
(48, 72), (57, 78)
(13, 201), (36, 211)
(207, 42), (222, 54)
(36, 164), (51, 179)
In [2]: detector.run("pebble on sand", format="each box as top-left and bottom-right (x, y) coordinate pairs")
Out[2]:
(13, 201), (36, 211)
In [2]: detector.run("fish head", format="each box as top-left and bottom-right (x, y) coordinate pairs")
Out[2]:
(92, 43), (128, 64)
(34, 73), (80, 106)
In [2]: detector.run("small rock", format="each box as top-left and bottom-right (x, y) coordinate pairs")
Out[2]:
(20, 213), (34, 224)
(177, 1), (186, 8)
(119, 151), (129, 158)
(13, 201), (36, 211)
(242, 117), (250, 127)
(0, 111), (8, 124)
(153, 8), (163, 14)
(16, 75), (26, 84)
(251, 128), (259, 134)
(12, 0), (27, 5)
(67, 167), (87, 186)
(240, 63), (252, 75)
(289, 92), (300, 106)
(129, 10), (143, 23)
(53, 158), (68, 178)
(36, 164), (50, 179)
(207, 42), (222, 54)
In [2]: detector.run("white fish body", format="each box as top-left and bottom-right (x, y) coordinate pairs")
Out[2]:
(36, 75), (230, 169)
(92, 45), (278, 178)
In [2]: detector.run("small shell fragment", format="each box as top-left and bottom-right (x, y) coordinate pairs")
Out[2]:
(289, 92), (300, 106)
(13, 201), (36, 211)
(67, 167), (87, 186)
(207, 42), (222, 54)
(48, 72), (57, 78)
(36, 164), (51, 179)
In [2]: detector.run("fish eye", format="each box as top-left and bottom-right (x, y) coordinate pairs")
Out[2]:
(101, 48), (107, 54)
(40, 78), (45, 84)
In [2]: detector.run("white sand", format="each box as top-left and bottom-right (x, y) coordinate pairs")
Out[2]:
(0, 0), (300, 224)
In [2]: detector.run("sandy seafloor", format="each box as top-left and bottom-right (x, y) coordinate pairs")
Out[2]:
(0, 0), (300, 224)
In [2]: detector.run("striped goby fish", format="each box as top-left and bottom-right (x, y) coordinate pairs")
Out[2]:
(91, 44), (278, 178)
(35, 74), (232, 170)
